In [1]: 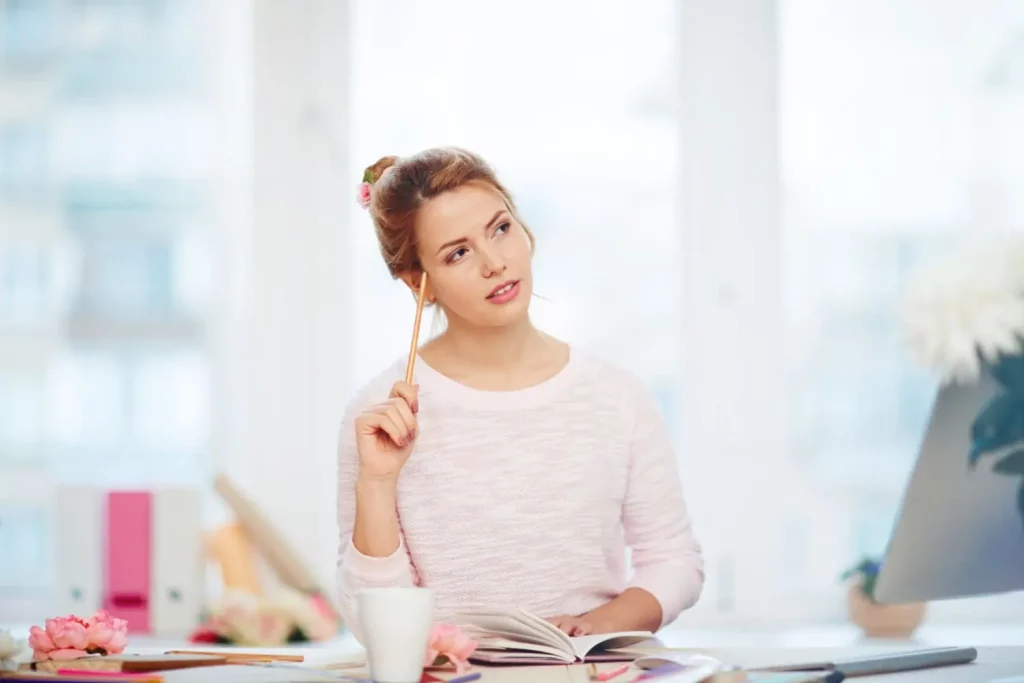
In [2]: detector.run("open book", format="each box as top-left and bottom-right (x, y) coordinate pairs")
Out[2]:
(455, 608), (655, 664)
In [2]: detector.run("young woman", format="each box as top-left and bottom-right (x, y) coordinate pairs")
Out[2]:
(337, 147), (703, 643)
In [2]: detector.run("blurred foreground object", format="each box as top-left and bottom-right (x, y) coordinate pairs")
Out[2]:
(191, 474), (341, 644)
(187, 588), (336, 646)
(55, 488), (203, 637)
(840, 556), (925, 638)
(899, 237), (1024, 525)
(902, 238), (1024, 385)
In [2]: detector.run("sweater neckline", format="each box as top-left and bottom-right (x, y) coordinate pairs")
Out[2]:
(413, 346), (580, 411)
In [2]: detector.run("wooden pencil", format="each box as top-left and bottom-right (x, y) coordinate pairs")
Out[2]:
(163, 650), (304, 663)
(405, 273), (429, 385)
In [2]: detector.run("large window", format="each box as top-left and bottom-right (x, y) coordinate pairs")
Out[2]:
(779, 0), (1024, 620)
(0, 0), (217, 621)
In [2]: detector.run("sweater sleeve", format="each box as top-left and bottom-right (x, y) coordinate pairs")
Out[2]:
(335, 398), (417, 643)
(622, 380), (705, 627)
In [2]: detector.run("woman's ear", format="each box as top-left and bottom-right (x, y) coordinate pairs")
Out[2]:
(398, 271), (431, 302)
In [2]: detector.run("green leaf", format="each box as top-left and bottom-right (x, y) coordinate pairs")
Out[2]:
(970, 394), (1024, 466)
(362, 169), (374, 184)
(862, 573), (878, 600)
(991, 353), (1024, 392)
(994, 450), (1024, 477)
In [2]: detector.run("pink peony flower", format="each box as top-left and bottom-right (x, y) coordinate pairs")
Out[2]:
(424, 623), (477, 674)
(357, 182), (372, 209)
(29, 617), (89, 661)
(84, 610), (128, 655)
(28, 610), (129, 661)
(27, 626), (54, 659)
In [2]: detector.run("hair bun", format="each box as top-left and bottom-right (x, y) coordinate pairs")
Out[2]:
(363, 155), (399, 185)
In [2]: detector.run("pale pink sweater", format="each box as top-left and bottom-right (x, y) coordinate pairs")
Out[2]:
(335, 349), (704, 642)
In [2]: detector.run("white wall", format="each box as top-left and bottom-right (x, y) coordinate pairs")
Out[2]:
(675, 0), (853, 625)
(211, 0), (352, 596)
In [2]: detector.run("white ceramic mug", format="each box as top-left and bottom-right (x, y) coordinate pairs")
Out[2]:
(356, 587), (435, 683)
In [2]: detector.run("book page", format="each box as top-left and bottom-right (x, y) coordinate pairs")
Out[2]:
(455, 609), (572, 654)
(472, 637), (576, 663)
(510, 608), (575, 652)
(569, 632), (655, 660)
(469, 650), (575, 664)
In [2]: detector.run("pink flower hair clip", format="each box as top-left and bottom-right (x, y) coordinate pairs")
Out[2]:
(357, 168), (375, 210)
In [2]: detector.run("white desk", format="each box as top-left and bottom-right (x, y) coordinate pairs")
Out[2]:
(466, 647), (1024, 682)
(306, 646), (1024, 682)
(4, 646), (1021, 681)
(323, 647), (1024, 681)
(4, 625), (1022, 681)
(703, 646), (1024, 682)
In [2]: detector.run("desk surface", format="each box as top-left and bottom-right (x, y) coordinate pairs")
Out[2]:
(419, 647), (1024, 682)
(75, 642), (1024, 682)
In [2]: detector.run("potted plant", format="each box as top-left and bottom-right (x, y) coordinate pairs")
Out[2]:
(841, 556), (927, 638)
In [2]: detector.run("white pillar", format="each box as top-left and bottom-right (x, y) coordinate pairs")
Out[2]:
(211, 0), (352, 596)
(676, 0), (798, 624)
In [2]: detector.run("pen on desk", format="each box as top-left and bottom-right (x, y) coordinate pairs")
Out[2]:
(446, 672), (482, 683)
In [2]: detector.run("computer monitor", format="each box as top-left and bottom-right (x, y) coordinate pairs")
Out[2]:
(874, 370), (1024, 604)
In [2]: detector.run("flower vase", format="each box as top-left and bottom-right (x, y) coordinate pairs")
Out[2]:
(847, 583), (926, 638)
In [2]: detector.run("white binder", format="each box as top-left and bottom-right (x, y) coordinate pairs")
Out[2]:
(150, 487), (204, 636)
(55, 486), (103, 616)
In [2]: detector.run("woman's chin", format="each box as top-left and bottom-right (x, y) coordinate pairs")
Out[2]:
(472, 300), (532, 328)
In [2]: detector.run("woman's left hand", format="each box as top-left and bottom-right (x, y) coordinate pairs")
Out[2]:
(545, 615), (595, 636)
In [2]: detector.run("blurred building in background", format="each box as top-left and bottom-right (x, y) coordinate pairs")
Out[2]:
(0, 0), (214, 618)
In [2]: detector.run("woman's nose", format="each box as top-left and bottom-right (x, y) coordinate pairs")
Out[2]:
(480, 247), (506, 277)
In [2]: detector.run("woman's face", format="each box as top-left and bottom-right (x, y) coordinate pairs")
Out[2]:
(406, 182), (533, 329)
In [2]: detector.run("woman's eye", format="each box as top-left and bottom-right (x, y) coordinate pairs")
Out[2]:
(447, 247), (468, 263)
(495, 221), (511, 235)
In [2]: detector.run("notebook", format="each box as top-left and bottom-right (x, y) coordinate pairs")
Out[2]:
(455, 608), (655, 664)
(19, 654), (226, 674)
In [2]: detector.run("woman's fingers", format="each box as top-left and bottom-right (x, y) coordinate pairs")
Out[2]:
(389, 381), (419, 413)
(387, 396), (418, 438)
(564, 618), (591, 636)
(356, 411), (402, 447)
(545, 616), (592, 636)
(367, 408), (410, 447)
(369, 401), (417, 445)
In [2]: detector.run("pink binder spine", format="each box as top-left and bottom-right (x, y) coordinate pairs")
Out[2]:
(102, 491), (151, 633)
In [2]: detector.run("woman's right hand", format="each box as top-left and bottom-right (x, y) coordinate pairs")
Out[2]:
(354, 381), (419, 485)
